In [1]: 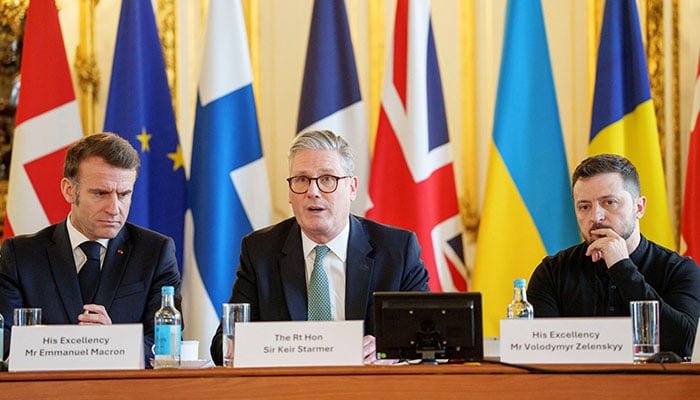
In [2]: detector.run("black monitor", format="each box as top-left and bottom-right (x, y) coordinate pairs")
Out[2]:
(373, 292), (483, 363)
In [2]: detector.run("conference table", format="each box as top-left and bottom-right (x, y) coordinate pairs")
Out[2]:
(1, 361), (698, 399)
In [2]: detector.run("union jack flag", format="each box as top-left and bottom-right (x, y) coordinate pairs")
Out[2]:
(367, 0), (466, 292)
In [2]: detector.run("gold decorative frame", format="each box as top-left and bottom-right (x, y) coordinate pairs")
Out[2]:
(157, 0), (177, 119)
(460, 0), (478, 239)
(75, 0), (99, 135)
(645, 0), (681, 244)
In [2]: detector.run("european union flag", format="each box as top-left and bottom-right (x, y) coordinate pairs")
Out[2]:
(103, 0), (186, 269)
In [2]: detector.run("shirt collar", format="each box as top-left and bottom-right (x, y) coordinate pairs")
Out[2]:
(301, 220), (350, 262)
(66, 214), (110, 250)
(629, 234), (648, 265)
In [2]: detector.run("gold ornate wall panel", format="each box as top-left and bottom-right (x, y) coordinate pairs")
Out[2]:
(368, 0), (384, 153)
(646, 0), (666, 175)
(75, 0), (99, 135)
(460, 0), (478, 239)
(644, 0), (681, 243)
(157, 0), (177, 120)
(671, 0), (680, 241)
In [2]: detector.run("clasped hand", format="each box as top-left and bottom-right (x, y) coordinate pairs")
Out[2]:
(77, 304), (112, 325)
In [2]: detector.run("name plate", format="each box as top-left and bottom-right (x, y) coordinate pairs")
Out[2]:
(9, 324), (144, 371)
(234, 320), (363, 368)
(500, 318), (632, 364)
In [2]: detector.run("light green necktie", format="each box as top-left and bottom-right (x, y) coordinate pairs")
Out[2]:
(308, 245), (332, 320)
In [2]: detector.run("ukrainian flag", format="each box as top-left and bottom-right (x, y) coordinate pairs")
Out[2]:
(589, 0), (674, 250)
(472, 0), (579, 337)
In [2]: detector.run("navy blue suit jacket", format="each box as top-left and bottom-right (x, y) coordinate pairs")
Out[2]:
(0, 221), (182, 363)
(210, 215), (430, 365)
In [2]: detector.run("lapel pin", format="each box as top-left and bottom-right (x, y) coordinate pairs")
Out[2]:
(117, 249), (124, 255)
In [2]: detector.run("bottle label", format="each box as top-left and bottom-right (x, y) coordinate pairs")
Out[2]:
(154, 325), (181, 357)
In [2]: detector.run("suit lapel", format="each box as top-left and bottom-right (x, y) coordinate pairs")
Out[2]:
(280, 222), (308, 320)
(94, 227), (132, 311)
(49, 222), (84, 320)
(345, 216), (373, 321)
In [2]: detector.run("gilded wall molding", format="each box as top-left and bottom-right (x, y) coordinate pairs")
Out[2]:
(645, 0), (681, 243)
(76, 0), (99, 135)
(646, 0), (665, 165)
(460, 0), (478, 239)
(157, 0), (177, 119)
(671, 0), (680, 241)
(368, 0), (384, 151)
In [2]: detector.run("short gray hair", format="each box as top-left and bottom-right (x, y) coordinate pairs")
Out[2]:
(288, 130), (355, 175)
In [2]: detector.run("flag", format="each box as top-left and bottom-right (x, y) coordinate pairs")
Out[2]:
(297, 0), (369, 215)
(471, 0), (580, 337)
(3, 0), (83, 239)
(589, 0), (674, 249)
(367, 0), (466, 292)
(681, 51), (700, 259)
(103, 0), (186, 268)
(182, 0), (271, 354)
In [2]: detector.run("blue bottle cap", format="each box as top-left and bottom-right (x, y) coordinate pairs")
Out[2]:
(161, 286), (175, 294)
(514, 279), (527, 288)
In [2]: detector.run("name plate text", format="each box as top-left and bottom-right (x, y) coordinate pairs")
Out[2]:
(9, 324), (144, 371)
(500, 318), (632, 364)
(234, 320), (363, 367)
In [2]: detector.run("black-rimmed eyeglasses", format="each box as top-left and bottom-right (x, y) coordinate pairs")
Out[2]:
(286, 175), (351, 194)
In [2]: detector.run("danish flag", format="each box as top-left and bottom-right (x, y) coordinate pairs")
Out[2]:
(367, 0), (466, 292)
(3, 1), (82, 238)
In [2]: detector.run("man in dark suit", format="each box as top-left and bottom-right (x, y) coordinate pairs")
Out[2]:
(210, 130), (429, 365)
(0, 133), (181, 364)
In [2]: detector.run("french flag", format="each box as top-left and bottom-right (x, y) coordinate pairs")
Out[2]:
(182, 0), (271, 356)
(297, 0), (369, 215)
(3, 0), (83, 239)
(367, 0), (466, 292)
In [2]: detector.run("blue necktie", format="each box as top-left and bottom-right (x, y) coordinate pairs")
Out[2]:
(79, 241), (102, 304)
(308, 245), (332, 320)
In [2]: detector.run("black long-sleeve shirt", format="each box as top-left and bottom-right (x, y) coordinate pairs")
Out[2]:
(527, 235), (700, 357)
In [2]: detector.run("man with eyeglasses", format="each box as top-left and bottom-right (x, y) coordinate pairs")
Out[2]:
(210, 130), (429, 365)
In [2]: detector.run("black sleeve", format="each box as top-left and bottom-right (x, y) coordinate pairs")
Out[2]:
(527, 257), (561, 317)
(609, 257), (700, 357)
(210, 236), (258, 365)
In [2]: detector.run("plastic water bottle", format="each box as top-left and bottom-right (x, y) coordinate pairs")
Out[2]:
(154, 286), (181, 368)
(507, 279), (534, 319)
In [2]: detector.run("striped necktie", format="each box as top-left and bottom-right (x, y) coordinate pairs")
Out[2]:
(308, 245), (332, 320)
